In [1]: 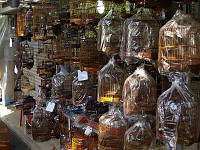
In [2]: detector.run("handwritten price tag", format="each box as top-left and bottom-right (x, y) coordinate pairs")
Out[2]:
(46, 102), (55, 112)
(78, 70), (88, 81)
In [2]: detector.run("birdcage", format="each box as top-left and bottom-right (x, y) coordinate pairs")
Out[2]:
(32, 4), (51, 41)
(62, 24), (73, 61)
(158, 9), (200, 75)
(21, 41), (34, 69)
(0, 125), (10, 150)
(52, 34), (68, 64)
(17, 8), (27, 37)
(21, 74), (35, 93)
(69, 0), (83, 25)
(50, 0), (69, 25)
(123, 65), (157, 116)
(36, 41), (56, 79)
(97, 8), (124, 57)
(98, 105), (128, 150)
(80, 24), (99, 69)
(124, 115), (156, 150)
(120, 7), (160, 65)
(98, 57), (128, 103)
(157, 72), (200, 147)
(81, 0), (101, 24)
(70, 0), (102, 25)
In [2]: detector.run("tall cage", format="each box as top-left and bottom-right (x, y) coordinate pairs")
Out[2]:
(32, 4), (52, 41)
(36, 40), (56, 79)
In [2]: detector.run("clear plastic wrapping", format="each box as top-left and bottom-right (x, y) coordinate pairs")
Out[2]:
(124, 115), (156, 150)
(98, 57), (127, 103)
(123, 65), (157, 116)
(72, 70), (97, 105)
(31, 90), (51, 142)
(98, 105), (128, 150)
(156, 72), (200, 149)
(97, 8), (124, 56)
(31, 106), (51, 142)
(52, 64), (70, 99)
(120, 7), (160, 64)
(158, 9), (200, 75)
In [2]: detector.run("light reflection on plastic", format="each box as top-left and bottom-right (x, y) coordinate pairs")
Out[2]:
(9, 38), (12, 47)
(97, 0), (104, 14)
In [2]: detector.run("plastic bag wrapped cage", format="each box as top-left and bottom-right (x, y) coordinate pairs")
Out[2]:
(98, 57), (127, 103)
(158, 9), (200, 75)
(123, 65), (157, 116)
(120, 7), (160, 65)
(97, 8), (124, 57)
(156, 72), (200, 149)
(124, 115), (156, 150)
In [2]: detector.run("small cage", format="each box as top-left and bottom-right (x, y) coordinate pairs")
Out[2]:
(69, 0), (84, 25)
(36, 41), (56, 79)
(80, 0), (101, 24)
(70, 0), (102, 25)
(17, 8), (29, 37)
(0, 125), (10, 150)
(124, 115), (156, 150)
(158, 9), (200, 75)
(120, 7), (160, 64)
(50, 0), (69, 25)
(123, 66), (157, 116)
(80, 24), (99, 69)
(21, 41), (34, 69)
(52, 35), (68, 64)
(98, 57), (127, 103)
(62, 24), (73, 61)
(21, 74), (35, 93)
(32, 4), (51, 41)
(97, 8), (124, 57)
(157, 72), (200, 147)
(98, 105), (128, 150)
(31, 107), (51, 142)
(72, 70), (97, 105)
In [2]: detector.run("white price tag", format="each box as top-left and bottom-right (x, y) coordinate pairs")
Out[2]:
(84, 126), (93, 136)
(78, 70), (88, 81)
(59, 64), (68, 76)
(46, 102), (55, 112)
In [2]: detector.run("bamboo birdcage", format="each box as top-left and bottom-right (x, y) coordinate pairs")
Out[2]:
(80, 24), (99, 70)
(120, 7), (160, 64)
(70, 0), (102, 25)
(17, 8), (32, 37)
(52, 34), (68, 64)
(158, 9), (200, 75)
(21, 41), (34, 69)
(36, 41), (56, 79)
(32, 4), (51, 41)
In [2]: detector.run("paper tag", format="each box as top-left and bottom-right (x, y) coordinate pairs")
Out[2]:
(46, 102), (55, 112)
(78, 70), (88, 81)
(59, 64), (68, 76)
(84, 126), (93, 136)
